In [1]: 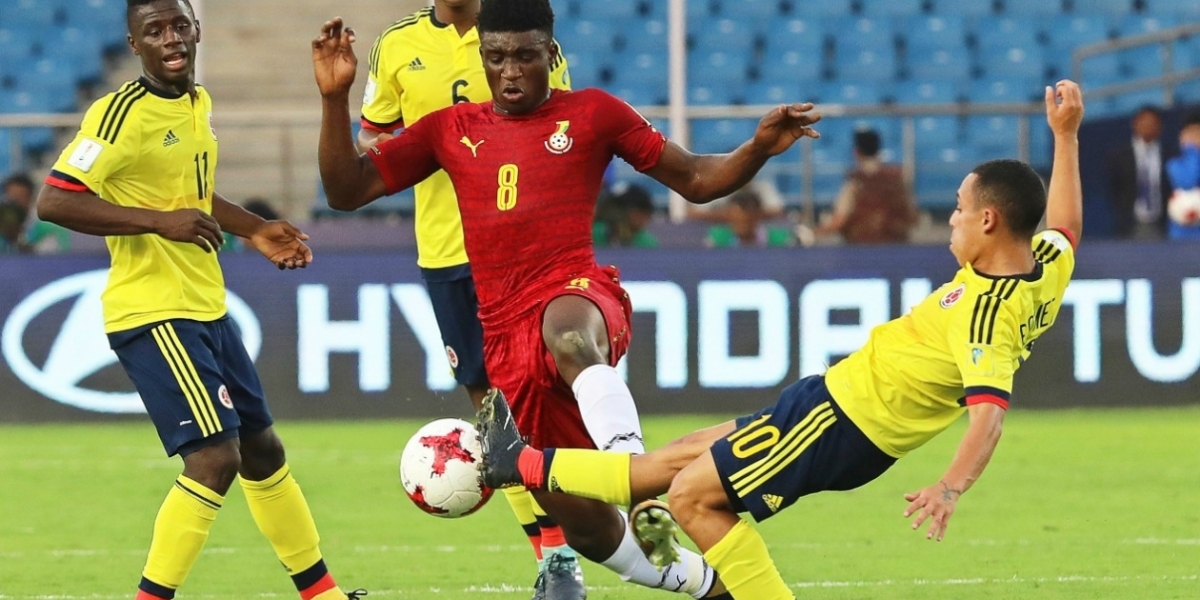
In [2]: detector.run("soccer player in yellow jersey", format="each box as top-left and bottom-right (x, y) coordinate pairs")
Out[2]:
(355, 2), (580, 598)
(36, 2), (361, 599)
(479, 80), (1086, 600)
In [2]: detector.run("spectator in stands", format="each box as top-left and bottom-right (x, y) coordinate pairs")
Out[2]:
(1106, 105), (1171, 240)
(687, 178), (786, 223)
(1165, 112), (1200, 241)
(816, 129), (916, 244)
(0, 201), (30, 254)
(244, 197), (281, 221)
(593, 183), (658, 248)
(706, 187), (792, 247)
(2, 173), (70, 253)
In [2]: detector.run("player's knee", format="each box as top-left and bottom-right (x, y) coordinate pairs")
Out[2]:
(544, 327), (605, 370)
(182, 438), (242, 494)
(667, 462), (721, 528)
(238, 429), (287, 481)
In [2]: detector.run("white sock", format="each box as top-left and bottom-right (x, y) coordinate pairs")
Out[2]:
(572, 364), (645, 453)
(600, 512), (715, 598)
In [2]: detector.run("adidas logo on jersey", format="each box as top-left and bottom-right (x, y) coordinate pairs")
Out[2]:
(162, 130), (180, 147)
(407, 57), (426, 71)
(762, 494), (783, 513)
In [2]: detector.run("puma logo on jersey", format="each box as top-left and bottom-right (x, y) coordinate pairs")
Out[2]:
(459, 136), (484, 157)
(407, 57), (426, 71)
(762, 494), (783, 513)
(545, 120), (573, 154)
(162, 130), (180, 147)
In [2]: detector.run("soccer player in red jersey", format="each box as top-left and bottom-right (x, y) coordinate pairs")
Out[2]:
(312, 1), (818, 597)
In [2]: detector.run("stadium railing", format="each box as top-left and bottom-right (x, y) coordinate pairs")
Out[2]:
(1072, 21), (1200, 106)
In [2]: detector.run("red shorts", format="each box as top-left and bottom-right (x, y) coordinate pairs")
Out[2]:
(483, 265), (632, 450)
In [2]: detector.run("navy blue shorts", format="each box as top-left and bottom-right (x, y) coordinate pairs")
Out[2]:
(422, 264), (488, 389)
(108, 317), (273, 457)
(711, 375), (896, 522)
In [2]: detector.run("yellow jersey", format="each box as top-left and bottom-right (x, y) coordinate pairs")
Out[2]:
(47, 78), (225, 333)
(361, 7), (571, 268)
(825, 230), (1077, 457)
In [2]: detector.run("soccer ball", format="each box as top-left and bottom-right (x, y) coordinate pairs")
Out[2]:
(1168, 188), (1200, 227)
(399, 418), (493, 518)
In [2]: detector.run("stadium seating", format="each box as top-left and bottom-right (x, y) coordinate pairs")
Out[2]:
(1001, 0), (1064, 16)
(903, 15), (968, 53)
(858, 0), (927, 18)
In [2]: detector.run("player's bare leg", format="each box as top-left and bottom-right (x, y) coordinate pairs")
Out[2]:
(669, 453), (794, 600)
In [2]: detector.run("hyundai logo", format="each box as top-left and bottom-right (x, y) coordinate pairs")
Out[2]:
(2, 270), (261, 414)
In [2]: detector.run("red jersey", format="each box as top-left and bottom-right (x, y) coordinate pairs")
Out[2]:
(369, 89), (666, 326)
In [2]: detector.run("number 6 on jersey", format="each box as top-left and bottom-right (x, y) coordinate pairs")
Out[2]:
(496, 164), (518, 211)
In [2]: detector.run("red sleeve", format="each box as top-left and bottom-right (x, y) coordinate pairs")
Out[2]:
(361, 116), (403, 134)
(1050, 227), (1078, 249)
(594, 90), (667, 172)
(44, 170), (91, 193)
(366, 111), (442, 195)
(964, 386), (1010, 410)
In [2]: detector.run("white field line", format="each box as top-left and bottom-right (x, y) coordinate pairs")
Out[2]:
(0, 574), (1197, 599)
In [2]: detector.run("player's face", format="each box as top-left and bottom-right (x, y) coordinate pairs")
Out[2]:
(949, 173), (988, 266)
(127, 0), (201, 93)
(480, 30), (555, 115)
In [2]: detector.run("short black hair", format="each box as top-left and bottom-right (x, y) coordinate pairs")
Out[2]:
(0, 201), (26, 226)
(2, 173), (33, 191)
(854, 129), (881, 157)
(1134, 104), (1163, 120)
(1184, 110), (1200, 128)
(970, 159), (1046, 238)
(614, 184), (653, 214)
(477, 0), (555, 38)
(729, 188), (763, 213)
(127, 0), (195, 31)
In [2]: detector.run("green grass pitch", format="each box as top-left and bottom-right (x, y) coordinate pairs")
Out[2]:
(1, 408), (1197, 599)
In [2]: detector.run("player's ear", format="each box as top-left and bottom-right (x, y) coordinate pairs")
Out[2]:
(981, 207), (998, 234)
(194, 20), (202, 44)
(549, 38), (560, 63)
(127, 33), (138, 55)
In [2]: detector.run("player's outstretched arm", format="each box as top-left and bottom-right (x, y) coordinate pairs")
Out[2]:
(313, 18), (389, 211)
(212, 193), (312, 270)
(37, 186), (223, 252)
(903, 403), (1005, 541)
(1044, 80), (1085, 246)
(645, 103), (820, 204)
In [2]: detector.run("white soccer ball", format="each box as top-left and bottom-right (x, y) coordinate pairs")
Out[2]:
(399, 418), (493, 518)
(1168, 188), (1200, 227)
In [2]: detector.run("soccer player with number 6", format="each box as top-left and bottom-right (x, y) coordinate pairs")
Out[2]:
(313, 0), (818, 597)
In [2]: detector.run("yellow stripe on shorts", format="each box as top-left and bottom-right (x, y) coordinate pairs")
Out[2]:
(164, 323), (222, 435)
(150, 325), (214, 437)
(729, 403), (837, 497)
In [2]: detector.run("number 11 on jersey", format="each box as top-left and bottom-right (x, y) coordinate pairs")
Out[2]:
(496, 164), (518, 211)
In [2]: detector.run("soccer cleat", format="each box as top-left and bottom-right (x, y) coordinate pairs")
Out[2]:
(630, 500), (682, 570)
(476, 387), (527, 489)
(531, 552), (587, 600)
(346, 590), (369, 599)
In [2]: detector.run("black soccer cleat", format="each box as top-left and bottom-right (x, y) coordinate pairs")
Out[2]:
(476, 387), (528, 489)
(346, 589), (369, 599)
(531, 553), (587, 600)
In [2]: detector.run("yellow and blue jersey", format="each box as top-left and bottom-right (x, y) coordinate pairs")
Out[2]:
(361, 7), (571, 268)
(47, 78), (225, 333)
(826, 229), (1077, 457)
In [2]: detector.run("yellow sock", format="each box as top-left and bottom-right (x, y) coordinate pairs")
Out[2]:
(502, 486), (544, 561)
(703, 520), (793, 600)
(140, 475), (222, 594)
(544, 448), (632, 506)
(240, 465), (343, 600)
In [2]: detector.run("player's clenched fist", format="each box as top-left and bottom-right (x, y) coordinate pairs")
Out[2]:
(153, 208), (223, 252)
(312, 17), (359, 98)
(752, 103), (822, 157)
(1045, 79), (1084, 137)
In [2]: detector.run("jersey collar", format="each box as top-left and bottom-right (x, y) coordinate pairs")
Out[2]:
(970, 261), (1043, 282)
(137, 76), (188, 100)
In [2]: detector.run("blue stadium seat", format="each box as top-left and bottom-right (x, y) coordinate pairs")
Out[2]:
(0, 91), (54, 152)
(614, 51), (666, 88)
(964, 115), (1020, 157)
(1085, 0), (1134, 15)
(1117, 15), (1180, 39)
(688, 49), (751, 86)
(1120, 45), (1168, 79)
(49, 27), (105, 84)
(16, 63), (78, 113)
(964, 78), (1038, 103)
(0, 28), (37, 66)
(915, 147), (982, 210)
(692, 18), (757, 53)
(836, 17), (895, 52)
(975, 16), (1038, 51)
(557, 19), (617, 53)
(619, 18), (666, 54)
(714, 0), (781, 21)
(1142, 0), (1200, 18)
(0, 0), (60, 28)
(906, 48), (972, 80)
(927, 0), (996, 17)
(691, 119), (757, 154)
(894, 81), (960, 104)
(903, 15), (967, 52)
(562, 50), (604, 88)
(1000, 0), (1064, 16)
(819, 82), (886, 105)
(1042, 15), (1112, 77)
(758, 48), (823, 82)
(1076, 53), (1122, 86)
(1110, 88), (1171, 114)
(688, 84), (742, 106)
(577, 0), (638, 19)
(66, 0), (128, 49)
(744, 80), (807, 106)
(914, 116), (960, 159)
(764, 18), (825, 54)
(833, 47), (897, 82)
(858, 0), (926, 17)
(790, 0), (855, 18)
(0, 130), (11, 175)
(1029, 119), (1052, 167)
(1176, 79), (1200, 104)
(979, 45), (1046, 80)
